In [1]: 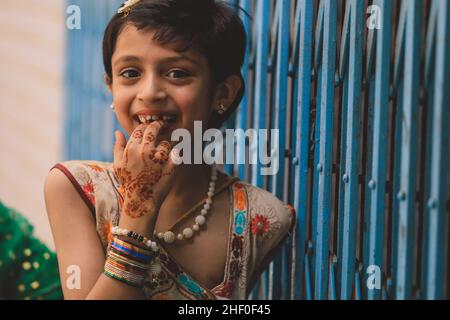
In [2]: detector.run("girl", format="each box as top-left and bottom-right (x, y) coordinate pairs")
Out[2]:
(45, 0), (295, 300)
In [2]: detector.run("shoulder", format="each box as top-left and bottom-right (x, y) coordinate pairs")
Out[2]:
(46, 160), (116, 218)
(233, 181), (296, 241)
(50, 160), (114, 180)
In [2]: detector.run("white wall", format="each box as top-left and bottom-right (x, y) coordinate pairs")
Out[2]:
(0, 0), (66, 250)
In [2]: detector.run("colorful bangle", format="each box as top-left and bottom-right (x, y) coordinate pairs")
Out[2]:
(104, 264), (144, 283)
(103, 236), (156, 289)
(108, 250), (149, 270)
(105, 259), (146, 279)
(111, 226), (159, 252)
(110, 242), (152, 264)
(113, 237), (156, 256)
(104, 257), (147, 287)
(107, 256), (148, 274)
(104, 265), (145, 288)
(103, 271), (142, 288)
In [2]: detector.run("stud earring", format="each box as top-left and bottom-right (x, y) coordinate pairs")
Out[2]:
(217, 103), (227, 115)
(110, 103), (115, 111)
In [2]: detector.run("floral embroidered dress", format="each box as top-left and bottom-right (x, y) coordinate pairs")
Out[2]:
(52, 160), (296, 300)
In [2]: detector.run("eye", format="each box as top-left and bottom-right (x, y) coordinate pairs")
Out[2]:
(166, 69), (190, 79)
(120, 69), (140, 79)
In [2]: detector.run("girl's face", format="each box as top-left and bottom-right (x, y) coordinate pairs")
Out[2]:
(107, 24), (217, 139)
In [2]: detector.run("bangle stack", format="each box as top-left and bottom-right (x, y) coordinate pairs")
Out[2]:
(111, 226), (159, 253)
(104, 235), (157, 288)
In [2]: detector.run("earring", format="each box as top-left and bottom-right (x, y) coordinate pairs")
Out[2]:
(110, 103), (115, 111)
(217, 103), (227, 115)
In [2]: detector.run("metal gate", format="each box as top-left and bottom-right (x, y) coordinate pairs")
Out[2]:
(64, 0), (450, 299)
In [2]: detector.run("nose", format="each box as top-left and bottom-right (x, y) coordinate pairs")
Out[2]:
(136, 73), (168, 103)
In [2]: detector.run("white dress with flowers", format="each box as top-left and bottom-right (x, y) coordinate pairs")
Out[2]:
(52, 160), (296, 299)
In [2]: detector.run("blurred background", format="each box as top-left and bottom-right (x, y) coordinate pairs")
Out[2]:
(0, 0), (66, 249)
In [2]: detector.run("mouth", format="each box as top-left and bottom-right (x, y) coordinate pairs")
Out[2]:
(132, 113), (179, 136)
(133, 113), (177, 126)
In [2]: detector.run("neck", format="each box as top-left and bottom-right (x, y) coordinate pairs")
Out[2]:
(161, 163), (212, 220)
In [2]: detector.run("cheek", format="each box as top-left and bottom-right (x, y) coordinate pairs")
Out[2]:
(173, 85), (213, 119)
(113, 85), (134, 107)
(112, 86), (135, 132)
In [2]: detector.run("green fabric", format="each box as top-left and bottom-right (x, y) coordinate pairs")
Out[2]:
(0, 201), (63, 300)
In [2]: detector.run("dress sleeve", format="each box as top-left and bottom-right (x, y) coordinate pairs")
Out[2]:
(245, 185), (297, 295)
(0, 201), (63, 300)
(50, 161), (98, 219)
(50, 160), (120, 250)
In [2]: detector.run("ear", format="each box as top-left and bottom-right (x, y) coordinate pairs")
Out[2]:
(212, 74), (243, 112)
(104, 74), (112, 93)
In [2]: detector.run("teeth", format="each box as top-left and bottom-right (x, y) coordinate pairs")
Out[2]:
(137, 114), (175, 124)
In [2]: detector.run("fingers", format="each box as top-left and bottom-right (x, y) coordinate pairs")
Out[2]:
(128, 124), (146, 147)
(162, 152), (179, 177)
(154, 141), (171, 163)
(141, 120), (165, 150)
(113, 130), (126, 167)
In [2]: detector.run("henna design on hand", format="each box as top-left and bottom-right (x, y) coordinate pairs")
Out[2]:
(131, 127), (145, 139)
(114, 127), (175, 219)
(144, 132), (155, 145)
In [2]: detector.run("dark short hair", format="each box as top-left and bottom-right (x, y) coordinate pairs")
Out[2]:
(102, 0), (247, 128)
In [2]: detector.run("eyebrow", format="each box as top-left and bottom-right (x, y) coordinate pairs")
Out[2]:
(113, 54), (202, 68)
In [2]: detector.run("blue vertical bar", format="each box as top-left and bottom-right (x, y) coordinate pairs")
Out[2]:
(64, 0), (74, 160)
(271, 2), (290, 199)
(249, 0), (270, 300)
(335, 0), (350, 297)
(354, 267), (362, 300)
(235, 0), (251, 180)
(389, 1), (407, 297)
(395, 0), (422, 300)
(269, 0), (290, 300)
(311, 1), (324, 286)
(251, 0), (270, 190)
(361, 7), (377, 287)
(223, 0), (238, 175)
(91, 0), (102, 161)
(292, 0), (313, 300)
(328, 255), (337, 300)
(366, 0), (392, 301)
(339, 0), (364, 300)
(304, 246), (313, 300)
(420, 0), (437, 300)
(313, 0), (337, 300)
(424, 0), (450, 300)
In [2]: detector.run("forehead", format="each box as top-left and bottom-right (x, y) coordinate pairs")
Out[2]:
(112, 24), (206, 67)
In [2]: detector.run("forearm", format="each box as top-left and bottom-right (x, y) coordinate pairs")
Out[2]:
(84, 273), (145, 300)
(82, 204), (158, 300)
(118, 197), (159, 239)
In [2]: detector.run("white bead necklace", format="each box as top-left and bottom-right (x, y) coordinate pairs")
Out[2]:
(155, 165), (217, 244)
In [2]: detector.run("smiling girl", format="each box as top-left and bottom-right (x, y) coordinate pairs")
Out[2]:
(44, 0), (295, 300)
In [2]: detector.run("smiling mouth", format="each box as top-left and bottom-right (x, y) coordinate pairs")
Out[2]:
(134, 114), (177, 126)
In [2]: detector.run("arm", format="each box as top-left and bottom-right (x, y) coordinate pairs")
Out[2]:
(44, 168), (145, 300)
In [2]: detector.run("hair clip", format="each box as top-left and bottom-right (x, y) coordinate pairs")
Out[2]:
(118, 0), (141, 16)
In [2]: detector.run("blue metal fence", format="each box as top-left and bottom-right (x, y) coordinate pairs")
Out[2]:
(64, 0), (450, 300)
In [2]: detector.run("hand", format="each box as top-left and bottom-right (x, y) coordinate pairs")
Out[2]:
(113, 121), (178, 220)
